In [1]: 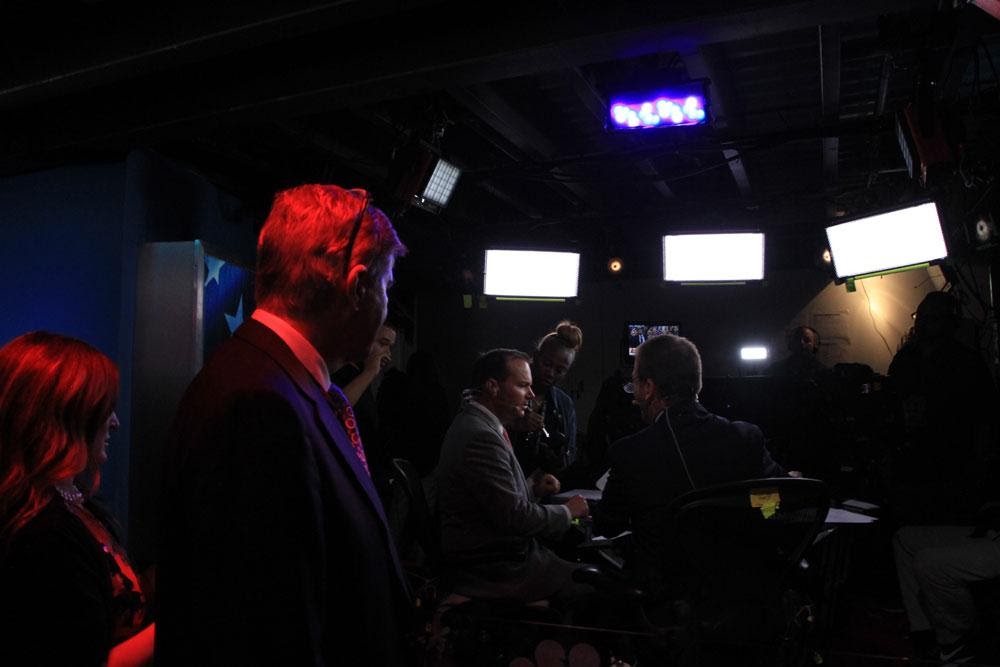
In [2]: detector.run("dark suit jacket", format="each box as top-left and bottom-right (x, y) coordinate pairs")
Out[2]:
(593, 400), (785, 584)
(156, 319), (411, 666)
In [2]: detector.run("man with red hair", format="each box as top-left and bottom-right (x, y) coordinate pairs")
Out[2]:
(157, 185), (410, 665)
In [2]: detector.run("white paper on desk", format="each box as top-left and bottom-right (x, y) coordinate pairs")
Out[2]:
(826, 507), (878, 524)
(587, 529), (632, 543)
(595, 469), (610, 491)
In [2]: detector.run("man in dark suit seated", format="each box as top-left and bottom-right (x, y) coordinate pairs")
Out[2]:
(593, 333), (787, 594)
(435, 349), (590, 604)
(157, 184), (412, 665)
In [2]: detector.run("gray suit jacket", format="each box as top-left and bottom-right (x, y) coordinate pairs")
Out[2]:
(435, 401), (573, 601)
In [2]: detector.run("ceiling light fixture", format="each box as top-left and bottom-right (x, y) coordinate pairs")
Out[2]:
(608, 82), (708, 130)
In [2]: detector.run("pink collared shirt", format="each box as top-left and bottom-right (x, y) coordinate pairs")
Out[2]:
(251, 309), (332, 390)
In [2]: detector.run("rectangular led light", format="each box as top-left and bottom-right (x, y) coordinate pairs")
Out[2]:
(825, 201), (947, 281)
(609, 82), (707, 130)
(421, 158), (460, 206)
(662, 233), (765, 282)
(483, 249), (580, 298)
(740, 346), (768, 361)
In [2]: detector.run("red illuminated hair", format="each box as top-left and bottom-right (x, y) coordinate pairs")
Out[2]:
(0, 332), (118, 543)
(255, 184), (407, 318)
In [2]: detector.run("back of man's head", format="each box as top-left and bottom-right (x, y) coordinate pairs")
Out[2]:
(635, 334), (702, 401)
(914, 290), (959, 343)
(255, 184), (406, 318)
(471, 348), (530, 390)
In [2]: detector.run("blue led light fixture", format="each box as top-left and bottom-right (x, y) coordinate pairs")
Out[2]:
(608, 81), (708, 130)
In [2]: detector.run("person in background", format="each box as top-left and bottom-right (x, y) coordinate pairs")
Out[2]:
(157, 184), (411, 665)
(435, 348), (589, 603)
(765, 325), (835, 479)
(887, 290), (998, 525)
(767, 325), (826, 381)
(593, 334), (787, 594)
(379, 349), (451, 478)
(0, 332), (154, 667)
(333, 320), (399, 500)
(508, 321), (583, 482)
(893, 500), (1000, 664)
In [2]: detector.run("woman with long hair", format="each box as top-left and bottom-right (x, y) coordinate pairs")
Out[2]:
(0, 332), (153, 666)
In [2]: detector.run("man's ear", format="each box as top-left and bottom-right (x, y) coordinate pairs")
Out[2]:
(484, 378), (499, 397)
(346, 264), (370, 309)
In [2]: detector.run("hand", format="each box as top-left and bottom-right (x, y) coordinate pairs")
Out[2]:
(564, 495), (589, 519)
(787, 470), (803, 478)
(362, 346), (391, 376)
(510, 410), (544, 434)
(532, 473), (561, 498)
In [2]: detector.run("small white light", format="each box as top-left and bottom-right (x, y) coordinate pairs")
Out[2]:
(740, 346), (768, 361)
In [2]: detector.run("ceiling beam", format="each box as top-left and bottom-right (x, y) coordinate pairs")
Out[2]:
(683, 46), (752, 198)
(558, 68), (675, 202)
(448, 83), (599, 210)
(819, 24), (842, 191)
(0, 0), (940, 163)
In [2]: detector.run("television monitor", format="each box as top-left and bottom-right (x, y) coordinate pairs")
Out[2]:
(625, 322), (681, 358)
(825, 201), (948, 282)
(483, 249), (580, 298)
(662, 232), (765, 282)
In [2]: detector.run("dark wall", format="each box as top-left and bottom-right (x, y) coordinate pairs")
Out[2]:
(0, 152), (259, 548)
(413, 269), (833, 430)
(0, 163), (134, 525)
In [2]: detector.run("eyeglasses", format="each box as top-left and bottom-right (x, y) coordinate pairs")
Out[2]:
(341, 188), (371, 277)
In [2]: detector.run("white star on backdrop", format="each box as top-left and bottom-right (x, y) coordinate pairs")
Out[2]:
(225, 296), (244, 334)
(205, 256), (225, 286)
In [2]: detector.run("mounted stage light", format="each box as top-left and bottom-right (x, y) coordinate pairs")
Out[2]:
(420, 158), (461, 207)
(484, 249), (580, 300)
(389, 142), (461, 211)
(662, 232), (765, 283)
(607, 257), (624, 274)
(609, 81), (708, 130)
(825, 201), (948, 286)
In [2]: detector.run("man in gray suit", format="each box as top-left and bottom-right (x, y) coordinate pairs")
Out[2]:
(436, 348), (590, 602)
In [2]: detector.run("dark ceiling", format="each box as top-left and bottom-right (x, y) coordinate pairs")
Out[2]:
(3, 0), (999, 288)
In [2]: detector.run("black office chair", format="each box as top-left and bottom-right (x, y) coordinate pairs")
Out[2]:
(666, 477), (831, 666)
(388, 457), (440, 576)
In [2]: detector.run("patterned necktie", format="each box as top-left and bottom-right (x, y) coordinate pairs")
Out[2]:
(327, 384), (370, 476)
(502, 428), (513, 449)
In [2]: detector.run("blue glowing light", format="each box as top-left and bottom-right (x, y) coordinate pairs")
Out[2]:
(608, 87), (708, 130)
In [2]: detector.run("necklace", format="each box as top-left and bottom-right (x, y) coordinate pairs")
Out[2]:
(54, 481), (85, 506)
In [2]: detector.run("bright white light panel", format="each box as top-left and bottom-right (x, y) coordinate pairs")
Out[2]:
(825, 202), (947, 279)
(483, 250), (580, 298)
(740, 346), (768, 361)
(421, 159), (460, 206)
(662, 233), (765, 282)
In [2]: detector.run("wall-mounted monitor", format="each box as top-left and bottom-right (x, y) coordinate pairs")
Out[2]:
(625, 322), (681, 358)
(662, 232), (765, 283)
(483, 249), (580, 298)
(825, 201), (948, 282)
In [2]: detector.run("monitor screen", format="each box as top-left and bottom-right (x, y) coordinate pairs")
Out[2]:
(825, 201), (948, 281)
(483, 249), (580, 298)
(662, 232), (765, 282)
(625, 322), (681, 357)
